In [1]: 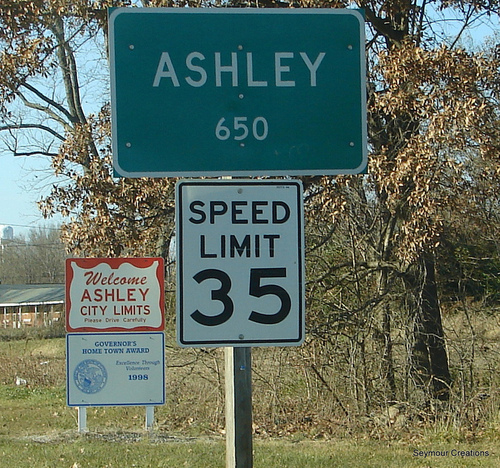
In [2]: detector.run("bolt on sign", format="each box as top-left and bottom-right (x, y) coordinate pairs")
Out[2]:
(176, 180), (305, 347)
(109, 8), (367, 177)
(65, 258), (165, 333)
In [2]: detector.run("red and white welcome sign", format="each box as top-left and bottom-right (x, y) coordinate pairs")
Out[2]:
(66, 258), (165, 333)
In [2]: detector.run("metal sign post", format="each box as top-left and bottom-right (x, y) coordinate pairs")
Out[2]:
(225, 347), (253, 468)
(145, 406), (155, 431)
(78, 407), (87, 433)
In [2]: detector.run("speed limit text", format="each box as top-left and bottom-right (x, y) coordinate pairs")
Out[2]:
(188, 199), (291, 259)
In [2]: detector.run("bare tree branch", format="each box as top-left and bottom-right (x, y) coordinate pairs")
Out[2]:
(50, 16), (86, 125)
(49, 15), (98, 167)
(13, 150), (58, 157)
(15, 90), (72, 131)
(21, 82), (75, 124)
(0, 123), (65, 141)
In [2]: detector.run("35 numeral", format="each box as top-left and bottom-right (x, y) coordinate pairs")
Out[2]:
(191, 268), (291, 326)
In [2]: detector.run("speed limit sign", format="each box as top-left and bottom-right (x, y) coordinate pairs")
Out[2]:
(176, 179), (304, 347)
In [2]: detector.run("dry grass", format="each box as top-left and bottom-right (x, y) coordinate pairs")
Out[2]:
(2, 307), (500, 443)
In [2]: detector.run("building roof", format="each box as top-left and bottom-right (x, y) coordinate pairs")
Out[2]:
(0, 284), (65, 307)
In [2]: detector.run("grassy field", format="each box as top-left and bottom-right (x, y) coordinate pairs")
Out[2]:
(1, 336), (500, 467)
(1, 436), (498, 468)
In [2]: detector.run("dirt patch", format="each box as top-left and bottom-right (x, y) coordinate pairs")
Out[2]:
(21, 430), (218, 445)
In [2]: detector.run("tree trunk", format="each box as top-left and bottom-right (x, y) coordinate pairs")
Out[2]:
(408, 254), (451, 401)
(381, 302), (397, 401)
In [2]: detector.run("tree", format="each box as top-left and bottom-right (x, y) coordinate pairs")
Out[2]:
(304, 1), (500, 402)
(0, 0), (176, 258)
(0, 226), (66, 284)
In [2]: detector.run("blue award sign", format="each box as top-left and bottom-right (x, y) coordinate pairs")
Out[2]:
(66, 332), (165, 407)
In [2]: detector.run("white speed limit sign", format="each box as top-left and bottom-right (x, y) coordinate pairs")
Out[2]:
(176, 179), (304, 347)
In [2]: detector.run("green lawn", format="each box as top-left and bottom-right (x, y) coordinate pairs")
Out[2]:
(1, 434), (499, 468)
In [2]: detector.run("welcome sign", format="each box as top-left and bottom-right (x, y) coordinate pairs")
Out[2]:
(66, 258), (165, 333)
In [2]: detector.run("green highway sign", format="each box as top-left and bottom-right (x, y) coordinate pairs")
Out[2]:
(109, 8), (367, 177)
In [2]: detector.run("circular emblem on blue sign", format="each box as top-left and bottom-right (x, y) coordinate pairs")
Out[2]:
(74, 359), (108, 394)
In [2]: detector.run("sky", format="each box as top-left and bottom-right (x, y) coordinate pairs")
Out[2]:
(0, 152), (61, 238)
